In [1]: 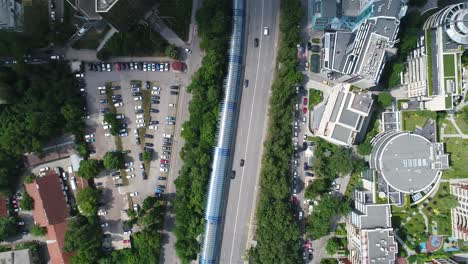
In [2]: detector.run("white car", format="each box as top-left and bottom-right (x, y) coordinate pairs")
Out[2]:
(103, 124), (111, 130)
(116, 114), (125, 119)
(39, 167), (50, 173)
(160, 167), (168, 172)
(125, 167), (134, 172)
(163, 134), (172, 138)
(129, 192), (138, 197)
(84, 134), (95, 139)
(120, 132), (128, 137)
(151, 91), (160, 95)
(134, 129), (139, 135)
(136, 119), (145, 124)
(161, 155), (169, 159)
(123, 230), (132, 235)
(134, 105), (142, 110)
(75, 73), (84, 78)
(114, 102), (123, 107)
(104, 132), (111, 137)
(169, 103), (176, 107)
(99, 90), (107, 95)
(134, 96), (143, 101)
(149, 125), (158, 130)
(101, 222), (109, 227)
(97, 86), (106, 90)
(184, 48), (192, 54)
(136, 114), (144, 119)
(263, 26), (269, 36)
(98, 211), (108, 216)
(112, 175), (121, 180)
(127, 174), (135, 179)
(137, 123), (145, 128)
(152, 86), (160, 90)
(125, 162), (134, 167)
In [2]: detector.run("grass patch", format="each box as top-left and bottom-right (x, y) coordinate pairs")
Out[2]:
(426, 30), (433, 95)
(141, 89), (151, 175)
(344, 172), (362, 200)
(443, 54), (455, 77)
(440, 118), (458, 134)
(72, 26), (110, 50)
(423, 183), (454, 236)
(442, 138), (468, 178)
(402, 110), (436, 131)
(308, 89), (323, 109)
(445, 95), (453, 109)
(158, 0), (192, 41)
(397, 212), (427, 249)
(454, 108), (468, 134)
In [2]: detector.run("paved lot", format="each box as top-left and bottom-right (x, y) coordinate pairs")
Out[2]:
(82, 63), (189, 249)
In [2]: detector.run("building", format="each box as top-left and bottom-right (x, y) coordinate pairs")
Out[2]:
(25, 171), (71, 264)
(0, 249), (33, 263)
(450, 180), (468, 241)
(96, 0), (155, 31)
(370, 131), (449, 194)
(401, 3), (468, 111)
(0, 0), (23, 31)
(346, 189), (398, 264)
(314, 84), (374, 146)
(321, 0), (407, 88)
(426, 259), (458, 264)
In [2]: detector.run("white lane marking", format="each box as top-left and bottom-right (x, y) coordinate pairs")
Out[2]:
(228, 0), (265, 263)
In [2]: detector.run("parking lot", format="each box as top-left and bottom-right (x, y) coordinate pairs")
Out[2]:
(81, 61), (187, 249)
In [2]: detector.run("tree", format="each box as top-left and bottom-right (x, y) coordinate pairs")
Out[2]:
(76, 188), (100, 217)
(21, 192), (34, 210)
(103, 113), (120, 136)
(164, 44), (179, 59)
(24, 174), (36, 184)
(64, 215), (102, 263)
(462, 50), (468, 67)
(307, 195), (349, 239)
(0, 216), (18, 240)
(78, 159), (102, 179)
(103, 152), (124, 170)
(142, 151), (152, 162)
(461, 106), (468, 123)
(304, 179), (329, 199)
(76, 142), (89, 158)
(326, 237), (340, 255)
(377, 92), (393, 108)
(30, 224), (46, 236)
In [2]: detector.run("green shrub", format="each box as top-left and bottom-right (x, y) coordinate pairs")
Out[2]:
(30, 224), (46, 236)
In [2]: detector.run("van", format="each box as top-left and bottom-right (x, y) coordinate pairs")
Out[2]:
(70, 177), (77, 190)
(263, 27), (269, 36)
(67, 165), (73, 174)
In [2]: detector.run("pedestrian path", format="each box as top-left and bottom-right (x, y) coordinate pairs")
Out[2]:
(440, 114), (468, 139)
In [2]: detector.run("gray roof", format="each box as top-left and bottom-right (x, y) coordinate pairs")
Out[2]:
(351, 92), (373, 113)
(330, 91), (345, 122)
(76, 0), (101, 19)
(331, 124), (353, 143)
(372, 0), (405, 18)
(0, 249), (33, 264)
(342, 0), (361, 17)
(339, 109), (360, 127)
(367, 229), (398, 264)
(331, 32), (354, 72)
(319, 0), (337, 18)
(371, 132), (445, 193)
(359, 204), (392, 229)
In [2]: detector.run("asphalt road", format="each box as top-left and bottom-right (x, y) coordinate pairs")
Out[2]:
(218, 0), (281, 263)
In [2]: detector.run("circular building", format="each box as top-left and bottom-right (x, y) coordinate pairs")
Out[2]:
(424, 3), (468, 44)
(370, 131), (449, 194)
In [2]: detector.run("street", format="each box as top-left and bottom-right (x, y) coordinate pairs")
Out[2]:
(218, 0), (281, 263)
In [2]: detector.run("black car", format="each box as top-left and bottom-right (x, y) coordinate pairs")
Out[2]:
(144, 147), (154, 153)
(138, 153), (143, 161)
(111, 86), (121, 90)
(157, 185), (166, 189)
(89, 149), (96, 155)
(144, 134), (154, 138)
(111, 171), (121, 176)
(151, 96), (160, 100)
(100, 108), (110, 114)
(99, 99), (108, 103)
(231, 171), (236, 179)
(163, 142), (172, 147)
(115, 183), (123, 187)
(158, 177), (166, 180)
(254, 38), (259, 47)
(132, 92), (142, 96)
(135, 109), (144, 114)
(122, 63), (127, 70)
(244, 79), (249, 88)
(136, 137), (140, 145)
(120, 124), (128, 128)
(112, 99), (122, 103)
(145, 143), (154, 147)
(150, 108), (159, 113)
(151, 100), (160, 104)
(240, 159), (245, 167)
(112, 94), (122, 99)
(146, 81), (151, 90)
(170, 91), (178, 95)
(149, 121), (159, 125)
(142, 171), (147, 180)
(170, 85), (179, 90)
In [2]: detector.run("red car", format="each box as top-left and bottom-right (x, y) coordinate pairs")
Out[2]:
(160, 159), (169, 164)
(115, 63), (121, 71)
(292, 195), (297, 205)
(123, 239), (130, 244)
(303, 97), (308, 105)
(303, 107), (307, 114)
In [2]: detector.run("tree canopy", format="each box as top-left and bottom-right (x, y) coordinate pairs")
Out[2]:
(78, 159), (102, 179)
(377, 92), (393, 108)
(103, 152), (124, 170)
(64, 215), (103, 263)
(76, 188), (100, 217)
(0, 216), (18, 241)
(307, 195), (350, 239)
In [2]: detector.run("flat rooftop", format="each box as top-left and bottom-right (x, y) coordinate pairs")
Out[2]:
(96, 0), (118, 12)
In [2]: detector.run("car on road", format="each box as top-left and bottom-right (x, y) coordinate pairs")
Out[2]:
(240, 159), (245, 167)
(134, 96), (143, 101)
(263, 27), (269, 36)
(231, 170), (236, 179)
(130, 192), (139, 197)
(254, 38), (259, 47)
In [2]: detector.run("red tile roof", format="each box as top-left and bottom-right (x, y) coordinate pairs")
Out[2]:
(25, 171), (71, 264)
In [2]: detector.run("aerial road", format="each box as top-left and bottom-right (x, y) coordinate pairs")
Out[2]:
(218, 0), (281, 263)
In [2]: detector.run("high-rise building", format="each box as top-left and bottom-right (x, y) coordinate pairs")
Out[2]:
(0, 0), (23, 31)
(450, 180), (468, 241)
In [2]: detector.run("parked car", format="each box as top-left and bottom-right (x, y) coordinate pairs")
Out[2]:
(150, 108), (159, 113)
(158, 177), (166, 180)
(134, 96), (143, 101)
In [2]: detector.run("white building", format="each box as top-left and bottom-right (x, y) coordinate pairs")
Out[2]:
(450, 180), (468, 241)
